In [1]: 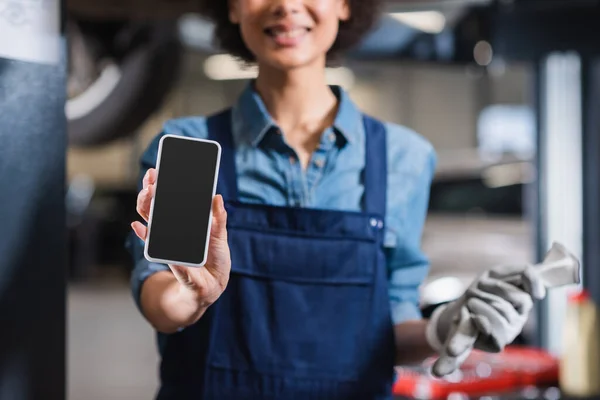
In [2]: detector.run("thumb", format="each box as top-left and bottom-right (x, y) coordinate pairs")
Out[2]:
(431, 307), (478, 378)
(446, 307), (478, 356)
(210, 195), (228, 241)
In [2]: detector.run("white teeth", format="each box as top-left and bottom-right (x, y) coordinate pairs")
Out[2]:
(273, 28), (305, 39)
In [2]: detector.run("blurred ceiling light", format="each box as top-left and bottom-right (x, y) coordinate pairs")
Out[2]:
(388, 11), (446, 34)
(203, 54), (356, 89)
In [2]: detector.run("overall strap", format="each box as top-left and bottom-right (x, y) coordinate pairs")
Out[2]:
(362, 115), (388, 215)
(206, 109), (238, 200)
(207, 108), (387, 213)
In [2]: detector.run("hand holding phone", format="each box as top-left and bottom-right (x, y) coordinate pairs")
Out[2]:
(131, 136), (231, 305)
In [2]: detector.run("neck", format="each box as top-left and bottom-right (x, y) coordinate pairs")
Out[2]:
(253, 61), (338, 135)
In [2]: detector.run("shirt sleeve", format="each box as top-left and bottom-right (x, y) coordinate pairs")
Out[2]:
(387, 145), (437, 325)
(126, 131), (170, 313)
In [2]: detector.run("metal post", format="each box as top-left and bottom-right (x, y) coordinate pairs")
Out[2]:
(535, 52), (584, 355)
(0, 0), (67, 398)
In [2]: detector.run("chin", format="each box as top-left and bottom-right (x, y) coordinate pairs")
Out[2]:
(257, 51), (325, 72)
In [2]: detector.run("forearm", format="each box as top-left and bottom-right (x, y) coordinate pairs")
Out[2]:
(139, 271), (209, 333)
(394, 319), (437, 366)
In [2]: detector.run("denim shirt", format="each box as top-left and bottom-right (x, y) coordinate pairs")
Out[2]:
(130, 83), (437, 325)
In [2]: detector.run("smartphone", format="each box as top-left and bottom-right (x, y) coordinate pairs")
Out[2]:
(144, 134), (221, 267)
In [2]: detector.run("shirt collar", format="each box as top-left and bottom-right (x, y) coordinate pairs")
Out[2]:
(231, 81), (363, 147)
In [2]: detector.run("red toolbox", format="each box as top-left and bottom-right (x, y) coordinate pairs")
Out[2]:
(393, 346), (559, 399)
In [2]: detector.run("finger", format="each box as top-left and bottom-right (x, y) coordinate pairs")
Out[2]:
(131, 221), (148, 241)
(467, 297), (505, 351)
(467, 297), (515, 350)
(446, 307), (478, 357)
(432, 308), (477, 377)
(142, 168), (157, 189)
(466, 293), (516, 328)
(476, 276), (534, 315)
(467, 284), (521, 324)
(432, 346), (472, 378)
(136, 184), (155, 221)
(488, 264), (528, 280)
(210, 195), (228, 241)
(169, 264), (194, 288)
(491, 266), (547, 301)
(474, 327), (503, 353)
(471, 313), (493, 341)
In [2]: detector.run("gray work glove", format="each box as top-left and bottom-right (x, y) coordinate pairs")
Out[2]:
(425, 264), (547, 377)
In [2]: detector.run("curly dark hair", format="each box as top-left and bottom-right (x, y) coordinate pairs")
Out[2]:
(199, 1), (382, 63)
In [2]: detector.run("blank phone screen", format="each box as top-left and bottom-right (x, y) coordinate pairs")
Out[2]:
(146, 135), (220, 265)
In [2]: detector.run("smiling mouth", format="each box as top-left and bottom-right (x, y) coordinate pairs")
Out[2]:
(264, 27), (311, 39)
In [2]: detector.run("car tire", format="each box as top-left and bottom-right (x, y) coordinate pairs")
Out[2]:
(66, 20), (183, 147)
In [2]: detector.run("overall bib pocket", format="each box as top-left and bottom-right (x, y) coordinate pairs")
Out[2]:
(206, 228), (378, 382)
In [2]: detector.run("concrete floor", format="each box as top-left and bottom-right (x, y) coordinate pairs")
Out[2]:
(68, 273), (160, 400)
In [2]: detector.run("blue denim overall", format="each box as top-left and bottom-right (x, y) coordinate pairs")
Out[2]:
(155, 109), (396, 400)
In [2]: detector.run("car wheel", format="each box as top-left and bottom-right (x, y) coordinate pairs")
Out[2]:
(66, 18), (183, 147)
